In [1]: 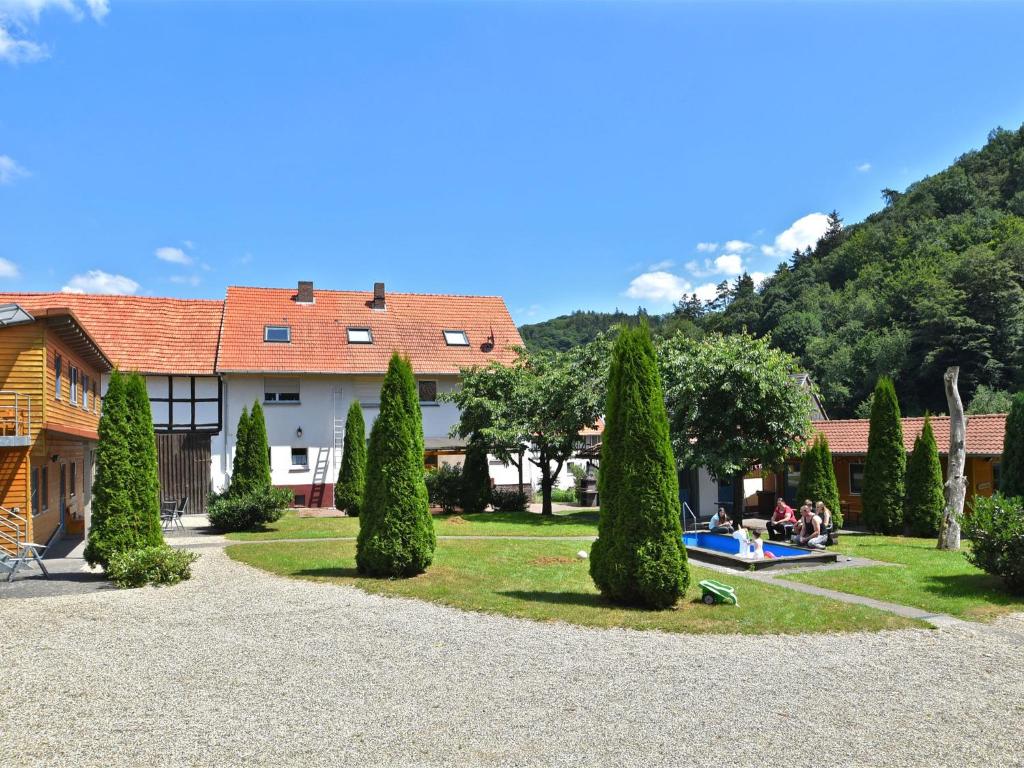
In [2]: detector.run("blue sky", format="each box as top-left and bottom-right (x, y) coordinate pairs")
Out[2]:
(2, 1), (1024, 325)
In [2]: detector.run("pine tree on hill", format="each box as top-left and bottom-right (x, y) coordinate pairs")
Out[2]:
(861, 377), (906, 534)
(1001, 392), (1024, 499)
(356, 353), (436, 577)
(589, 323), (688, 609)
(228, 406), (251, 496)
(904, 414), (945, 537)
(125, 372), (164, 548)
(460, 435), (491, 513)
(335, 400), (367, 516)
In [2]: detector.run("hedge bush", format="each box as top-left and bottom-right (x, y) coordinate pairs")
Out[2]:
(107, 545), (198, 589)
(460, 436), (491, 513)
(861, 377), (906, 534)
(550, 487), (576, 503)
(335, 400), (367, 515)
(356, 353), (436, 577)
(425, 464), (463, 512)
(963, 493), (1024, 595)
(590, 323), (688, 609)
(491, 488), (529, 512)
(904, 414), (945, 537)
(208, 487), (293, 532)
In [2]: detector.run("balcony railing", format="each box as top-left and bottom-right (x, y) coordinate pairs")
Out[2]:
(0, 391), (32, 446)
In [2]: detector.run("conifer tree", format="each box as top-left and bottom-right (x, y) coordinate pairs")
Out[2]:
(460, 434), (491, 513)
(247, 401), (272, 493)
(795, 440), (819, 510)
(85, 370), (156, 569)
(228, 406), (251, 496)
(590, 324), (688, 609)
(356, 353), (436, 576)
(1002, 392), (1024, 499)
(125, 372), (164, 547)
(335, 400), (367, 515)
(862, 377), (906, 533)
(904, 414), (945, 536)
(816, 435), (842, 528)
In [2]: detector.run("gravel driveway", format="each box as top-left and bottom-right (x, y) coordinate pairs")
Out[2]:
(2, 535), (1023, 768)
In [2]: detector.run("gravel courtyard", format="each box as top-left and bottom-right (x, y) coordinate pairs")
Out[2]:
(3, 535), (1024, 768)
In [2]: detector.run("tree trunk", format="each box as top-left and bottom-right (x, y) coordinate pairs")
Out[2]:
(938, 367), (967, 550)
(540, 459), (553, 516)
(517, 447), (525, 496)
(731, 472), (745, 530)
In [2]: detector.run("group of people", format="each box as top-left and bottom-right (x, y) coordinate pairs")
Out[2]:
(706, 496), (834, 551)
(766, 497), (833, 549)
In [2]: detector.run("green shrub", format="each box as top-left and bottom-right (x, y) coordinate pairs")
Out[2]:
(335, 401), (367, 515)
(460, 436), (491, 513)
(796, 434), (842, 528)
(590, 323), (688, 609)
(904, 414), (945, 537)
(208, 487), (292, 532)
(248, 401), (272, 493)
(107, 545), (198, 589)
(963, 494), (1024, 595)
(425, 464), (463, 512)
(1002, 392), (1024, 499)
(491, 488), (529, 512)
(228, 406), (252, 496)
(85, 370), (164, 570)
(357, 353), (436, 577)
(550, 487), (577, 503)
(861, 377), (906, 534)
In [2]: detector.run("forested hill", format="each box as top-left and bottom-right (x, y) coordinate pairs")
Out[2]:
(520, 126), (1024, 417)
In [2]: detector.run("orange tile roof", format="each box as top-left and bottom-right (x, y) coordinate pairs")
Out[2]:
(0, 293), (223, 375)
(814, 414), (1007, 457)
(217, 285), (523, 374)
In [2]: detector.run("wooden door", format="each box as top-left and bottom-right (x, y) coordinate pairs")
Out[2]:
(156, 432), (212, 515)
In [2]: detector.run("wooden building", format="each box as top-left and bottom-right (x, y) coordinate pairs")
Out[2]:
(0, 303), (111, 551)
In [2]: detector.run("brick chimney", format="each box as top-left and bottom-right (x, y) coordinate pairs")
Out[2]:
(371, 281), (386, 310)
(295, 280), (314, 304)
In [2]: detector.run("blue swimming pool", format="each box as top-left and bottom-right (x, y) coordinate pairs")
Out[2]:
(682, 532), (837, 569)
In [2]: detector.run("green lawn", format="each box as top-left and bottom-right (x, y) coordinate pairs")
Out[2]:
(782, 535), (1024, 621)
(226, 537), (923, 635)
(224, 509), (601, 542)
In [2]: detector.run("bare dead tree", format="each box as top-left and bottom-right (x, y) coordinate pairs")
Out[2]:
(938, 367), (967, 550)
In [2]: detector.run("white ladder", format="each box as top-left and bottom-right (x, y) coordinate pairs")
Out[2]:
(332, 386), (345, 475)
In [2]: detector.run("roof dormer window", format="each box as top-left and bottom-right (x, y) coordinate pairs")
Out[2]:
(443, 329), (469, 347)
(347, 327), (373, 344)
(264, 325), (291, 343)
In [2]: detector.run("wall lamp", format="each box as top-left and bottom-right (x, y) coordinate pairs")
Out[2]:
(296, 427), (303, 438)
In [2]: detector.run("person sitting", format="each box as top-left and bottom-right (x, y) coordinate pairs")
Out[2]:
(816, 501), (835, 544)
(791, 504), (827, 549)
(766, 497), (796, 541)
(748, 529), (766, 559)
(708, 507), (734, 534)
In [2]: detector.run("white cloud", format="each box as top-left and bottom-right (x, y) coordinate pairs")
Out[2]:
(713, 253), (744, 276)
(169, 274), (201, 287)
(648, 259), (674, 271)
(695, 242), (718, 253)
(0, 154), (28, 184)
(857, 162), (872, 173)
(61, 270), (139, 295)
(0, 25), (46, 62)
(83, 0), (108, 21)
(761, 212), (830, 258)
(723, 239), (752, 253)
(155, 246), (192, 265)
(625, 271), (691, 303)
(0, 257), (19, 278)
(0, 0), (107, 65)
(749, 271), (769, 285)
(693, 282), (719, 302)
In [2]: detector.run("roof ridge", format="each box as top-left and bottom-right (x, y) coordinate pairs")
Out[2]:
(225, 285), (506, 300)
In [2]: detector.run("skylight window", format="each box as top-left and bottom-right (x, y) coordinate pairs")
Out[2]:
(264, 325), (291, 343)
(443, 330), (469, 347)
(347, 327), (373, 344)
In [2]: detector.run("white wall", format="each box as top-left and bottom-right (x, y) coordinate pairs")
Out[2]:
(487, 452), (590, 491)
(217, 373), (463, 493)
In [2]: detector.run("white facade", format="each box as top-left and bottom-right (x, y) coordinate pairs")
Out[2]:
(216, 373), (464, 498)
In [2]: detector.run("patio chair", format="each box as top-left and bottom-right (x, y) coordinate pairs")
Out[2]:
(161, 497), (186, 531)
(1, 542), (49, 582)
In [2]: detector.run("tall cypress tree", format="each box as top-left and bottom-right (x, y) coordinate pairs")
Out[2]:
(816, 435), (842, 527)
(248, 401), (272, 493)
(335, 400), (367, 515)
(356, 353), (436, 576)
(228, 406), (251, 496)
(862, 377), (906, 534)
(1002, 392), (1024, 499)
(590, 323), (688, 609)
(460, 434), (491, 513)
(125, 372), (164, 547)
(904, 414), (945, 536)
(795, 440), (819, 509)
(85, 370), (146, 569)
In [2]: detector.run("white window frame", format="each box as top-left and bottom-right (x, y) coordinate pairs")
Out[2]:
(70, 366), (79, 406)
(82, 374), (89, 410)
(347, 327), (373, 344)
(290, 447), (309, 469)
(443, 329), (470, 347)
(418, 380), (438, 404)
(264, 377), (300, 404)
(264, 325), (291, 343)
(54, 355), (62, 400)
